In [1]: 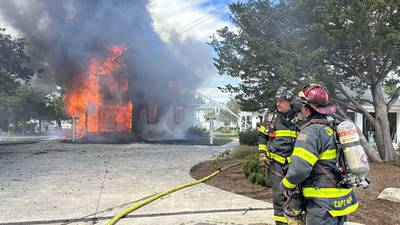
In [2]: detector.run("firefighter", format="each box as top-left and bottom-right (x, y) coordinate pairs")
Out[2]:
(280, 84), (358, 225)
(258, 87), (300, 225)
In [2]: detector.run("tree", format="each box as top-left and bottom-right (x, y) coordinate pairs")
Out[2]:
(46, 89), (67, 129)
(211, 0), (400, 161)
(204, 109), (217, 121)
(210, 1), (299, 111)
(218, 98), (241, 126)
(0, 28), (35, 94)
(0, 28), (36, 132)
(7, 85), (48, 134)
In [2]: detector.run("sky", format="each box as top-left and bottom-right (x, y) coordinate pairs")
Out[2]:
(147, 0), (241, 103)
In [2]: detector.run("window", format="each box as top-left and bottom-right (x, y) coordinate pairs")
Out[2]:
(363, 112), (397, 142)
(174, 105), (184, 124)
(147, 105), (158, 124)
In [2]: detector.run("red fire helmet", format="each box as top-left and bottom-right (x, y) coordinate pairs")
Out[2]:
(298, 84), (336, 115)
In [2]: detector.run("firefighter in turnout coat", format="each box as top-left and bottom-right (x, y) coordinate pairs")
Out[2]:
(258, 87), (300, 225)
(280, 84), (358, 225)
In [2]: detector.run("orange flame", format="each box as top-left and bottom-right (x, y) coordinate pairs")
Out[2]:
(64, 45), (133, 137)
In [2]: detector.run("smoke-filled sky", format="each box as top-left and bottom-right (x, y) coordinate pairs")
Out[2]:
(0, 0), (239, 102)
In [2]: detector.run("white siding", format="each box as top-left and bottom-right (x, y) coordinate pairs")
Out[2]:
(355, 112), (363, 131)
(397, 112), (400, 144)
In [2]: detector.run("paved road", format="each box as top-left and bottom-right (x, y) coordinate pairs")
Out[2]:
(0, 141), (274, 225)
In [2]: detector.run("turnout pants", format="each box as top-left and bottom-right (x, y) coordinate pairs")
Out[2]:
(270, 162), (289, 225)
(305, 200), (347, 225)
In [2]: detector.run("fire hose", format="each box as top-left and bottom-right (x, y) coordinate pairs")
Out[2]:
(106, 161), (244, 225)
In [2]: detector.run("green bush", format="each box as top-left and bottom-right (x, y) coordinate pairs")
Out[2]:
(186, 126), (208, 138)
(239, 130), (258, 146)
(242, 154), (272, 187)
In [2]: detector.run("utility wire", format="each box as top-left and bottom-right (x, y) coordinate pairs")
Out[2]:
(122, 3), (231, 56)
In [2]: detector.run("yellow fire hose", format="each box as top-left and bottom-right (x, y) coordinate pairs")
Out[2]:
(106, 161), (243, 225)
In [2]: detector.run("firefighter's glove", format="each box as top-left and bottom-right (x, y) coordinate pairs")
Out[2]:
(283, 191), (305, 219)
(280, 180), (293, 198)
(258, 153), (270, 166)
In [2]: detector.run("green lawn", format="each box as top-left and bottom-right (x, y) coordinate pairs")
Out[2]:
(213, 131), (238, 139)
(180, 138), (233, 146)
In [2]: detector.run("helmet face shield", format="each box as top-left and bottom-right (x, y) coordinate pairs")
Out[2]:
(297, 91), (308, 103)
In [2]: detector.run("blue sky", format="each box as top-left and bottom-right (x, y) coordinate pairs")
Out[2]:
(198, 0), (242, 101)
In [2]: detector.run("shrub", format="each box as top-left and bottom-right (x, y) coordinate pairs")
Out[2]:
(242, 154), (272, 187)
(239, 130), (258, 146)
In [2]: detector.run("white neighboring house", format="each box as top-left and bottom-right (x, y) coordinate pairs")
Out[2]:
(239, 110), (268, 132)
(239, 111), (259, 131)
(194, 101), (224, 130)
(348, 99), (400, 146)
(194, 101), (238, 130)
(193, 95), (239, 131)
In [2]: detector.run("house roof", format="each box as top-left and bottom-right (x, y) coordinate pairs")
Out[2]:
(340, 86), (400, 108)
(196, 101), (225, 110)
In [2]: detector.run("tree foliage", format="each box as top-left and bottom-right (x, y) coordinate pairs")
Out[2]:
(0, 28), (35, 94)
(211, 0), (400, 161)
(0, 28), (65, 133)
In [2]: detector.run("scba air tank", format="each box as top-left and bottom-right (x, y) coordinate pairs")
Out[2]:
(336, 120), (369, 181)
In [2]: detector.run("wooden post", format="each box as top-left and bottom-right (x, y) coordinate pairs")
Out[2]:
(72, 116), (77, 144)
(209, 118), (214, 145)
(85, 107), (88, 135)
(209, 108), (216, 145)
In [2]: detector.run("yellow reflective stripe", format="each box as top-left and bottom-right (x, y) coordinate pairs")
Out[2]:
(282, 177), (296, 189)
(269, 152), (286, 164)
(258, 144), (267, 151)
(269, 152), (291, 164)
(329, 202), (359, 217)
(269, 152), (292, 164)
(273, 215), (288, 223)
(258, 125), (268, 135)
(292, 147), (319, 166)
(302, 187), (353, 198)
(320, 149), (337, 160)
(275, 130), (298, 138)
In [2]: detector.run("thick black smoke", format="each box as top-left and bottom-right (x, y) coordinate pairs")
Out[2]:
(0, 0), (201, 105)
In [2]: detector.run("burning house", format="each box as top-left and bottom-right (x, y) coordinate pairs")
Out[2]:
(0, 1), (209, 142)
(64, 46), (133, 137)
(63, 45), (201, 142)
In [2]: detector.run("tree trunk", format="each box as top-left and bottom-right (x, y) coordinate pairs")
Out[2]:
(23, 113), (26, 136)
(39, 118), (42, 134)
(371, 84), (396, 161)
(57, 120), (62, 129)
(14, 118), (19, 133)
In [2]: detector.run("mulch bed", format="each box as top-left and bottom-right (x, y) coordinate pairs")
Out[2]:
(190, 159), (400, 225)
